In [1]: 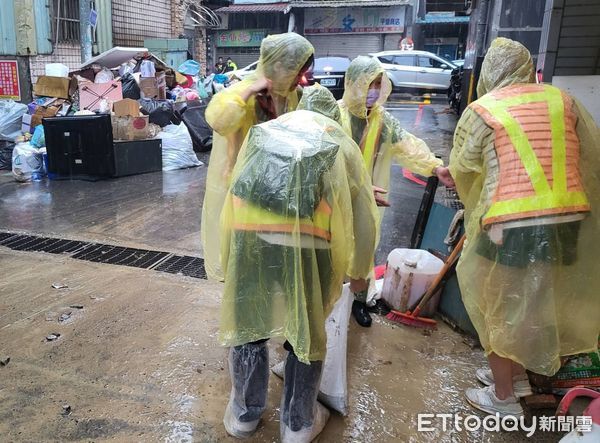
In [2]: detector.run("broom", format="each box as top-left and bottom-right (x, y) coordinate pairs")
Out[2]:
(386, 235), (466, 329)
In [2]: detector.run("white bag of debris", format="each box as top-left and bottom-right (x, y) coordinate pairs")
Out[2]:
(272, 284), (353, 415)
(0, 100), (28, 142)
(12, 142), (44, 182)
(159, 124), (203, 171)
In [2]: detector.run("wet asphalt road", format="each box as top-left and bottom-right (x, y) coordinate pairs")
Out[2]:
(0, 97), (456, 263)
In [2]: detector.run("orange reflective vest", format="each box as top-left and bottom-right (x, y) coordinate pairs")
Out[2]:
(472, 84), (590, 226)
(231, 196), (332, 241)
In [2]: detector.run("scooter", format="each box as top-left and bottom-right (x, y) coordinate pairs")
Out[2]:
(557, 386), (600, 442)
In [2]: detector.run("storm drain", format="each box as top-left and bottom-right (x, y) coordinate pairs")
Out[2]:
(0, 231), (206, 279)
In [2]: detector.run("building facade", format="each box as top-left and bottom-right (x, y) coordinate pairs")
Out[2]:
(0, 0), (221, 102)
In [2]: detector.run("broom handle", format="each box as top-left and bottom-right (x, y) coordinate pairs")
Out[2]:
(412, 234), (466, 317)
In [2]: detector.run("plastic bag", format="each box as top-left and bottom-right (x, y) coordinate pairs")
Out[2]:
(0, 140), (15, 170)
(159, 124), (203, 171)
(139, 99), (178, 127)
(178, 60), (201, 76)
(94, 67), (115, 84)
(31, 125), (45, 148)
(0, 100), (28, 141)
(319, 284), (353, 415)
(121, 73), (141, 99)
(12, 142), (44, 182)
(118, 61), (135, 77)
(45, 63), (69, 77)
(140, 60), (156, 78)
(177, 100), (212, 152)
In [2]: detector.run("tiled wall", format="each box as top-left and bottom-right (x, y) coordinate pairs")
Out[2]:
(28, 42), (81, 84)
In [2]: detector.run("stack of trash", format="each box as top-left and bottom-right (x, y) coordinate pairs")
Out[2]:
(0, 47), (214, 181)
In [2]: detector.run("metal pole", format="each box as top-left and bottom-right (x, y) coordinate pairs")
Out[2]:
(80, 0), (93, 62)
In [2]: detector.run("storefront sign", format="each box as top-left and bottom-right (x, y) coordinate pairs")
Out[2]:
(0, 60), (20, 100)
(217, 29), (267, 47)
(305, 7), (406, 34)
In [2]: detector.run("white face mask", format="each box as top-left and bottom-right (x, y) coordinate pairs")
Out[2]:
(366, 88), (380, 108)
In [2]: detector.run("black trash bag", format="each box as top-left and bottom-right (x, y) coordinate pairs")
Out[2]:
(175, 100), (213, 152)
(0, 140), (15, 170)
(139, 99), (181, 127)
(121, 73), (141, 99)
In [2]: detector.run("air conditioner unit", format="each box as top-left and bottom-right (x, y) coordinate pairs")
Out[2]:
(216, 13), (229, 30)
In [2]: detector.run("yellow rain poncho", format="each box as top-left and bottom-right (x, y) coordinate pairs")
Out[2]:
(339, 56), (442, 210)
(201, 33), (314, 280)
(450, 38), (600, 376)
(218, 96), (379, 363)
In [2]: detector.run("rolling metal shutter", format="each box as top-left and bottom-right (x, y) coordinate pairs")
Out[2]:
(307, 34), (383, 59)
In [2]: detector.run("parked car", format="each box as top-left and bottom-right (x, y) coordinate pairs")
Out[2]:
(227, 61), (258, 81)
(452, 59), (465, 67)
(311, 56), (351, 99)
(371, 51), (457, 92)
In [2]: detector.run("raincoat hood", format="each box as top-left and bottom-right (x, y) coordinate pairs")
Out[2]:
(256, 32), (314, 96)
(342, 56), (392, 119)
(477, 37), (535, 97)
(297, 84), (341, 124)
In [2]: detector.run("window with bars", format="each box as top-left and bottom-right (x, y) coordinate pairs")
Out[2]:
(52, 0), (81, 43)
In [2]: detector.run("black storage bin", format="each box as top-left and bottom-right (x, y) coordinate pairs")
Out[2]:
(43, 115), (162, 179)
(113, 139), (162, 177)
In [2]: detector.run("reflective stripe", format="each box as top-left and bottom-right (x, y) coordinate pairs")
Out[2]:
(475, 84), (590, 225)
(232, 196), (332, 241)
(360, 107), (384, 175)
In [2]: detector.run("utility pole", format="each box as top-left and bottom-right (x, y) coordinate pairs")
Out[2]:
(79, 0), (93, 63)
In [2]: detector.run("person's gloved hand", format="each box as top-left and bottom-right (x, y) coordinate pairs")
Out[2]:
(373, 186), (390, 207)
(434, 166), (456, 189)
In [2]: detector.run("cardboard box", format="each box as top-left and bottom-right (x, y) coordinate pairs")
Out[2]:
(113, 98), (140, 117)
(33, 76), (74, 99)
(112, 115), (151, 141)
(30, 99), (66, 128)
(139, 72), (166, 100)
(78, 80), (123, 111)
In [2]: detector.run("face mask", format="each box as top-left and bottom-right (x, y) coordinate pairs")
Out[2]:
(366, 88), (380, 108)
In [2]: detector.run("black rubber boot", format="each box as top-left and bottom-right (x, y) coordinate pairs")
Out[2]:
(352, 300), (372, 327)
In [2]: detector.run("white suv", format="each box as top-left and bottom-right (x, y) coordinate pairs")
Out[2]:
(371, 50), (457, 92)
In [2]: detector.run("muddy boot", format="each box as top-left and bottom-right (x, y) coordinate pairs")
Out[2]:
(352, 300), (372, 327)
(224, 341), (269, 438)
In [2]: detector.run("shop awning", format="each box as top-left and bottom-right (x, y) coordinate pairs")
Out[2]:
(216, 2), (292, 13)
(416, 14), (471, 24)
(290, 0), (410, 7)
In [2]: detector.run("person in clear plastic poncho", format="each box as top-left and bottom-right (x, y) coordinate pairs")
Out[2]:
(449, 37), (600, 417)
(219, 85), (378, 442)
(201, 33), (314, 281)
(339, 56), (455, 327)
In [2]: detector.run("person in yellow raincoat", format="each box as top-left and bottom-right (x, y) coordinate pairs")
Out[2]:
(450, 37), (600, 417)
(339, 56), (455, 327)
(201, 33), (314, 280)
(219, 85), (379, 442)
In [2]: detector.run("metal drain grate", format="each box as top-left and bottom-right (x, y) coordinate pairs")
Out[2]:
(0, 231), (206, 279)
(0, 232), (16, 244)
(72, 244), (169, 269)
(154, 255), (207, 279)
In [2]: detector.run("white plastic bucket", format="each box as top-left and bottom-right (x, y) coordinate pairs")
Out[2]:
(381, 249), (444, 317)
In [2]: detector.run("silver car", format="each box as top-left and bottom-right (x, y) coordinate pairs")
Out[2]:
(371, 50), (457, 92)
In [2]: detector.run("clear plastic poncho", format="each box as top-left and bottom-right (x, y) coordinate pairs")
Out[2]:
(339, 56), (442, 210)
(449, 38), (600, 376)
(218, 106), (379, 364)
(202, 33), (314, 280)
